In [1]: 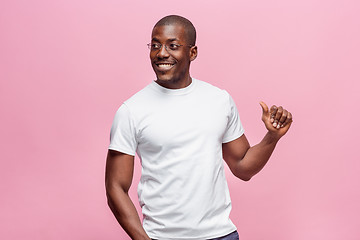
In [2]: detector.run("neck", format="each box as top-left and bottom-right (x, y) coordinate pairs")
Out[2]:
(155, 75), (192, 89)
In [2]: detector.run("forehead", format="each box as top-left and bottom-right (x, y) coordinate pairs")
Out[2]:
(151, 24), (187, 42)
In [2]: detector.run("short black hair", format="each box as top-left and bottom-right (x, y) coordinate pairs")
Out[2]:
(154, 15), (196, 46)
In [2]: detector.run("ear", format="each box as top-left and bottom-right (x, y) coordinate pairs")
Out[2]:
(189, 46), (198, 61)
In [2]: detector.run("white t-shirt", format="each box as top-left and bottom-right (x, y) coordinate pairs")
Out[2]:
(109, 78), (244, 240)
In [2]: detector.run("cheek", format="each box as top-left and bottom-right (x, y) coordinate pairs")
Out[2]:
(172, 53), (187, 64)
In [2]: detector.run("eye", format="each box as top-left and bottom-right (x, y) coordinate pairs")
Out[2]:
(151, 43), (161, 49)
(168, 43), (180, 50)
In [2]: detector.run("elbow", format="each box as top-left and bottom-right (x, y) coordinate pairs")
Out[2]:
(241, 176), (252, 182)
(105, 185), (120, 212)
(105, 178), (129, 195)
(232, 165), (255, 182)
(106, 195), (114, 210)
(105, 181), (129, 204)
(105, 182), (121, 205)
(105, 181), (113, 199)
(239, 175), (252, 182)
(230, 168), (253, 181)
(234, 170), (253, 181)
(105, 185), (114, 207)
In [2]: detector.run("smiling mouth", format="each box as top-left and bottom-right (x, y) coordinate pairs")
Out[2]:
(155, 63), (175, 71)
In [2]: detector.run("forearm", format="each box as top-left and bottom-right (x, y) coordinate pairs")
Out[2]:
(234, 132), (280, 180)
(106, 186), (151, 240)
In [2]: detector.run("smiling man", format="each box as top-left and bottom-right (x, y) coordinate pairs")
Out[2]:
(149, 17), (196, 89)
(105, 15), (292, 240)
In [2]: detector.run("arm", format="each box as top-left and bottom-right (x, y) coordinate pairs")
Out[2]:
(105, 150), (151, 240)
(222, 102), (293, 181)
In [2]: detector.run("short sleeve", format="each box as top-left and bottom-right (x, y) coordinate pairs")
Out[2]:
(222, 92), (245, 143)
(108, 103), (137, 156)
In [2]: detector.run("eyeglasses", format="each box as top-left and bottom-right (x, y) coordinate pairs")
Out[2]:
(147, 43), (193, 52)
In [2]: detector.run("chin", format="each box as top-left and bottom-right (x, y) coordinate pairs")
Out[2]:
(156, 74), (175, 82)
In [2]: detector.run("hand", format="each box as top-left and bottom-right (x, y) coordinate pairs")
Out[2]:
(259, 101), (293, 139)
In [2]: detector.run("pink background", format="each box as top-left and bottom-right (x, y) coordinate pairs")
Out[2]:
(1, 0), (359, 239)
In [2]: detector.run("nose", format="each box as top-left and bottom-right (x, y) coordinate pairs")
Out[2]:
(156, 44), (170, 58)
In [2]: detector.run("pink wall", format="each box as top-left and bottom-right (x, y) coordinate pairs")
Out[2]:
(1, 0), (359, 239)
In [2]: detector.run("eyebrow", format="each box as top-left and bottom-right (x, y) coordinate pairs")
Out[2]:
(151, 37), (179, 42)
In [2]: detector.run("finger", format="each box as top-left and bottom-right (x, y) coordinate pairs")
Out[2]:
(259, 101), (269, 115)
(273, 106), (283, 128)
(270, 105), (277, 123)
(281, 111), (293, 127)
(277, 109), (288, 129)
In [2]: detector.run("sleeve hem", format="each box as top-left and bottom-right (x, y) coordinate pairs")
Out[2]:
(222, 130), (245, 143)
(108, 146), (136, 156)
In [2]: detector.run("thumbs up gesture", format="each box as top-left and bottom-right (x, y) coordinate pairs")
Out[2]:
(259, 101), (293, 139)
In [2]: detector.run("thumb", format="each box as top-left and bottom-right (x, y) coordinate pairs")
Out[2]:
(259, 101), (269, 115)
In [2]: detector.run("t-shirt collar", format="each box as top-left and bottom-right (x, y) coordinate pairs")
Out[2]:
(151, 78), (197, 95)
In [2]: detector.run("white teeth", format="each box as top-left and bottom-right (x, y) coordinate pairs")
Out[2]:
(157, 63), (174, 70)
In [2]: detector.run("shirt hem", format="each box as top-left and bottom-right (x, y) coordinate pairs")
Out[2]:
(147, 226), (237, 240)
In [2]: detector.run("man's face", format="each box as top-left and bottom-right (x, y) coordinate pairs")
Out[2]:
(150, 24), (195, 86)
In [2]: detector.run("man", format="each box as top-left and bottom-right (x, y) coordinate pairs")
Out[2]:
(105, 15), (292, 240)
